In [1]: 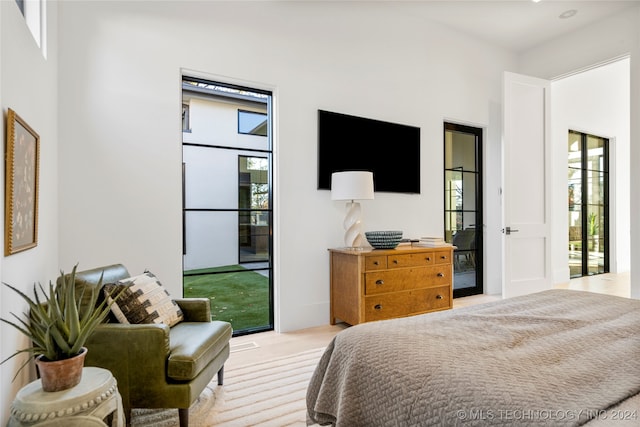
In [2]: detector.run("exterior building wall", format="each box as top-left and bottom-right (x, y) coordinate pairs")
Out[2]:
(182, 94), (268, 270)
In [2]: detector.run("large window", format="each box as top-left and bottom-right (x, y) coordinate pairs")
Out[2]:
(568, 131), (609, 277)
(182, 77), (273, 336)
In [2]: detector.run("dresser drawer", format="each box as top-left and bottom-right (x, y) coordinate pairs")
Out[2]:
(434, 250), (452, 265)
(364, 285), (451, 321)
(365, 266), (451, 295)
(387, 252), (435, 269)
(364, 255), (387, 271)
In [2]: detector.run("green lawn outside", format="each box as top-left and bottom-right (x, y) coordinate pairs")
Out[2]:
(183, 265), (270, 333)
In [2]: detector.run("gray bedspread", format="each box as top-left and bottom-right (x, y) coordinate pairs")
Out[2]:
(307, 290), (640, 426)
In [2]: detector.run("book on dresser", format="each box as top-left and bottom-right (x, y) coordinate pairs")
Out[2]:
(412, 236), (453, 248)
(329, 246), (453, 326)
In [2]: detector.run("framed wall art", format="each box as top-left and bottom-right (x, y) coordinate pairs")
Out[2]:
(5, 108), (40, 256)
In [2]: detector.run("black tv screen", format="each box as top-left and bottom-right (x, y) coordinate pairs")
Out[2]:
(317, 110), (420, 194)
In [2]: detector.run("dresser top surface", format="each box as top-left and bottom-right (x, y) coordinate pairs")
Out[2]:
(329, 245), (454, 256)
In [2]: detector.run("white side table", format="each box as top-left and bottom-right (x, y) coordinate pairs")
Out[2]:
(8, 367), (124, 427)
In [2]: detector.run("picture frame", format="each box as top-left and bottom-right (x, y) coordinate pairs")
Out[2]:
(5, 108), (40, 256)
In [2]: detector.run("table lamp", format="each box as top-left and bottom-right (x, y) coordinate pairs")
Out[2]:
(331, 171), (374, 248)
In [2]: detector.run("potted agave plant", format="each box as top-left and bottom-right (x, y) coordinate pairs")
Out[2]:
(1, 265), (121, 392)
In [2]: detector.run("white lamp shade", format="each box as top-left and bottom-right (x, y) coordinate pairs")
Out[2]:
(331, 171), (374, 201)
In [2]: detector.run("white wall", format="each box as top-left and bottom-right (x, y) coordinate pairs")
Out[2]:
(518, 7), (640, 297)
(55, 1), (515, 333)
(0, 0), (59, 422)
(550, 58), (630, 283)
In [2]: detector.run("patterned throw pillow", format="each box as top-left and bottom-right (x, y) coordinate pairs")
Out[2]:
(104, 271), (184, 327)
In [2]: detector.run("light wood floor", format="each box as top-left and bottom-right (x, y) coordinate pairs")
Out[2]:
(555, 271), (630, 298)
(226, 272), (630, 369)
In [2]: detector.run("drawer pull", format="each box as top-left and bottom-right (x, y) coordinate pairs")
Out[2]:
(437, 272), (445, 278)
(373, 261), (379, 265)
(374, 304), (383, 310)
(426, 257), (431, 261)
(436, 295), (443, 300)
(440, 255), (447, 260)
(375, 279), (384, 285)
(392, 259), (398, 264)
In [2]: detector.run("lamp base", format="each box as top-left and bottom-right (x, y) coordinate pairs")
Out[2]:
(343, 201), (364, 248)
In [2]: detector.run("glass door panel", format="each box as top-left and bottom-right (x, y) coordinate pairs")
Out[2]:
(444, 133), (477, 170)
(568, 209), (583, 277)
(568, 131), (608, 278)
(444, 122), (483, 297)
(568, 133), (582, 277)
(238, 156), (270, 264)
(586, 204), (605, 275)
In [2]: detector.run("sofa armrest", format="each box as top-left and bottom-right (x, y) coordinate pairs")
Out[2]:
(175, 298), (211, 322)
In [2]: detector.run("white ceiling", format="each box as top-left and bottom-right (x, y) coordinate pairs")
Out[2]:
(424, 0), (639, 52)
(353, 0), (640, 52)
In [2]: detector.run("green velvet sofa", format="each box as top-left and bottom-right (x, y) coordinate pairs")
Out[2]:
(65, 264), (233, 427)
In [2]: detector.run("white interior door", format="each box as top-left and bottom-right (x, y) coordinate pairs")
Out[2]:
(502, 71), (552, 298)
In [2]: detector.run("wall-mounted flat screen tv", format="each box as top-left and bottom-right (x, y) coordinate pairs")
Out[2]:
(317, 110), (420, 194)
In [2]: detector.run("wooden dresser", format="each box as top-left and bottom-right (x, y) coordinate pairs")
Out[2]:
(329, 245), (453, 325)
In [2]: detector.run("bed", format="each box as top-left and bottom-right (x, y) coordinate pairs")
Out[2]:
(307, 289), (640, 426)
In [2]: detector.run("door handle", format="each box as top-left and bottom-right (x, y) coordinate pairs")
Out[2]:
(503, 226), (519, 235)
